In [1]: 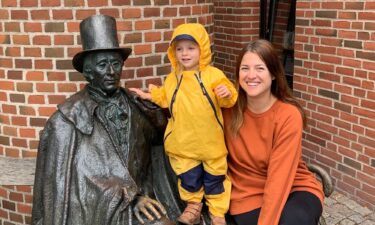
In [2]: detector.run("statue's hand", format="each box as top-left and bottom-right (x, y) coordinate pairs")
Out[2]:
(133, 195), (167, 224)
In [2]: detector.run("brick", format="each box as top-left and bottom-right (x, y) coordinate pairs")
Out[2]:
(318, 88), (339, 100)
(11, 116), (27, 126)
(57, 83), (78, 93)
(112, 0), (130, 5)
(5, 22), (21, 32)
(47, 72), (66, 81)
(39, 107), (57, 117)
(48, 95), (66, 104)
(19, 106), (36, 116)
(365, 22), (375, 30)
(124, 33), (142, 43)
(145, 55), (161, 65)
(135, 20), (153, 30)
(64, 0), (85, 7)
(144, 8), (160, 17)
(26, 71), (44, 81)
(40, 0), (59, 6)
(20, 0), (38, 7)
(29, 140), (39, 150)
(316, 11), (337, 19)
(5, 148), (20, 157)
(136, 67), (153, 78)
(45, 48), (64, 58)
(33, 35), (51, 45)
(359, 12), (375, 20)
(2, 200), (16, 211)
(163, 8), (177, 17)
(11, 10), (28, 20)
(9, 94), (25, 103)
(24, 22), (43, 32)
(0, 34), (11, 44)
(0, 136), (10, 146)
(99, 8), (120, 18)
(0, 81), (14, 90)
(35, 60), (53, 70)
(2, 0), (17, 7)
(24, 47), (42, 57)
(2, 104), (16, 114)
(123, 8), (141, 19)
(3, 126), (17, 136)
(20, 128), (36, 138)
(31, 10), (50, 20)
(56, 60), (74, 70)
(16, 83), (33, 92)
(145, 32), (161, 42)
(45, 22), (65, 32)
(17, 203), (32, 214)
(75, 10), (97, 20)
(88, 0), (107, 6)
(155, 19), (170, 29)
(36, 83), (55, 92)
(68, 72), (86, 81)
(23, 150), (38, 158)
(30, 118), (47, 127)
(344, 40), (363, 49)
(52, 9), (73, 20)
(134, 0), (150, 5)
(0, 58), (13, 68)
(155, 43), (169, 52)
(338, 12), (356, 20)
(9, 212), (23, 223)
(54, 35), (74, 45)
(134, 44), (152, 55)
(9, 192), (23, 202)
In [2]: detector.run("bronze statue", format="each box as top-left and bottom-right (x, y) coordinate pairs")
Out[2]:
(31, 15), (177, 225)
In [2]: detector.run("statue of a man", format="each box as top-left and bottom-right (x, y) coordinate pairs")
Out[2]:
(32, 15), (174, 225)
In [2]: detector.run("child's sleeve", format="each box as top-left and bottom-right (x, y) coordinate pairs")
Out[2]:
(150, 85), (169, 108)
(211, 74), (238, 108)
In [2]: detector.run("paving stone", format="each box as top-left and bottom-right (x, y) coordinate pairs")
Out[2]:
(338, 218), (356, 225)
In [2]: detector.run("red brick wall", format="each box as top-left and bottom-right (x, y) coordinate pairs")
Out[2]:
(0, 186), (33, 225)
(0, 0), (214, 159)
(213, 0), (259, 79)
(295, 1), (375, 210)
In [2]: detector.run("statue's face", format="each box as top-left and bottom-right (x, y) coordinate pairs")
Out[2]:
(86, 51), (124, 95)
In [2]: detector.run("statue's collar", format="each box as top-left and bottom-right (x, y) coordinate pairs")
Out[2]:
(58, 86), (98, 134)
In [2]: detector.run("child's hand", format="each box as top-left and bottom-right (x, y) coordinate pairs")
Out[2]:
(129, 88), (152, 100)
(214, 84), (232, 99)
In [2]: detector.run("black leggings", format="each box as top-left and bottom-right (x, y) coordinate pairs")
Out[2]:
(232, 191), (322, 225)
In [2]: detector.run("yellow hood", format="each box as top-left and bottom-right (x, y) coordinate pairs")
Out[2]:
(168, 23), (211, 72)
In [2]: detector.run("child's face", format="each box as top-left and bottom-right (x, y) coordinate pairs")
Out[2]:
(175, 40), (200, 71)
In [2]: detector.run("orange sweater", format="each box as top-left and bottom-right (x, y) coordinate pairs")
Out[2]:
(223, 100), (324, 225)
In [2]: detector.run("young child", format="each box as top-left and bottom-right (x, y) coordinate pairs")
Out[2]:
(130, 23), (237, 225)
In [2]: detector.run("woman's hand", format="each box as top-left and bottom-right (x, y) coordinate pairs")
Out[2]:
(133, 195), (167, 224)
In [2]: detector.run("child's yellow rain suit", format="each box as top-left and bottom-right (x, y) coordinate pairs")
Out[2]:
(150, 23), (238, 217)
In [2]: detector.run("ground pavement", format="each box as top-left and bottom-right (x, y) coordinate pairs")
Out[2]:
(0, 157), (374, 225)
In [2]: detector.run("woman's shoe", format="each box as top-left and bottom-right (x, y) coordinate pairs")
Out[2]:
(177, 202), (203, 225)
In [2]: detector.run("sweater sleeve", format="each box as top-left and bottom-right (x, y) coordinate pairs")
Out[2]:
(258, 107), (303, 225)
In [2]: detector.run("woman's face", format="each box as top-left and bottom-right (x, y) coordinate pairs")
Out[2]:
(239, 51), (274, 100)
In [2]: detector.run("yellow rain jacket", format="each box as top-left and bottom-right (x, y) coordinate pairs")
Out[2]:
(150, 23), (238, 162)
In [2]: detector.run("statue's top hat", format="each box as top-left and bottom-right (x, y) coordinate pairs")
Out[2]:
(72, 15), (132, 73)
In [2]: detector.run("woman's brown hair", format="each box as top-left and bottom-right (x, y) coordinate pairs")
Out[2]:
(230, 39), (307, 134)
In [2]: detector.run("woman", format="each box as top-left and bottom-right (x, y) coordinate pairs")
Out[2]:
(223, 40), (324, 225)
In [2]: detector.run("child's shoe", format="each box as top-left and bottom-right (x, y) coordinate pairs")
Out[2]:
(177, 202), (202, 225)
(209, 213), (226, 225)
